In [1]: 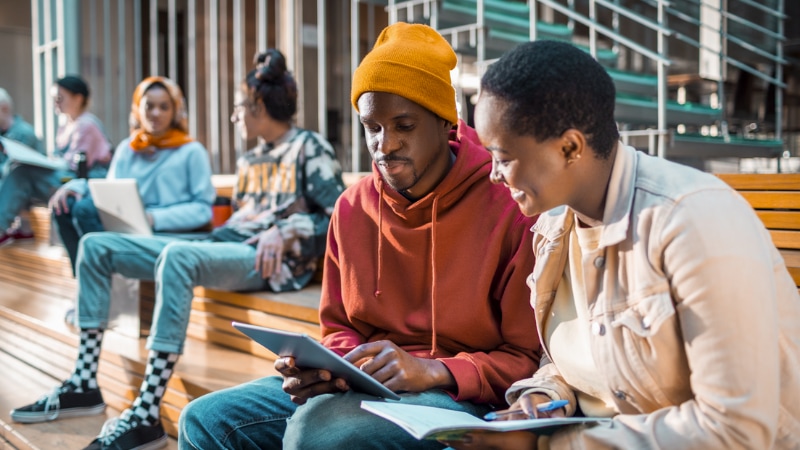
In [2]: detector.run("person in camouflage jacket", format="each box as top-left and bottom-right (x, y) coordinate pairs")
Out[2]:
(9, 49), (345, 450)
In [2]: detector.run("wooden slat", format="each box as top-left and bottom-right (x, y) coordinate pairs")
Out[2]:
(756, 211), (800, 230)
(780, 249), (800, 268)
(191, 299), (320, 337)
(195, 286), (321, 324)
(27, 206), (54, 245)
(717, 173), (800, 191)
(771, 230), (800, 250)
(186, 322), (276, 360)
(739, 191), (800, 209)
(788, 267), (800, 289)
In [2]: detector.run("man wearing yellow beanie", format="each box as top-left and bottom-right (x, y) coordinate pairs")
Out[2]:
(179, 22), (540, 449)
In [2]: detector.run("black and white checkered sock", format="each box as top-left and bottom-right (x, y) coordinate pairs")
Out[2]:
(68, 328), (104, 392)
(130, 350), (178, 425)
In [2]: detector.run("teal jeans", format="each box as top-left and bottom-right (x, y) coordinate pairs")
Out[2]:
(75, 232), (268, 354)
(177, 375), (492, 449)
(0, 163), (107, 231)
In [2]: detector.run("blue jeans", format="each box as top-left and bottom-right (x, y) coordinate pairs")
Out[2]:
(75, 232), (268, 353)
(177, 376), (492, 449)
(0, 162), (107, 231)
(53, 194), (104, 275)
(0, 164), (70, 230)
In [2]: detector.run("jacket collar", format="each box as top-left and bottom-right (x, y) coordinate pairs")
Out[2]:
(532, 142), (638, 248)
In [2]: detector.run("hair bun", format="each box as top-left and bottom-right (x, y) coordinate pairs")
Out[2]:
(254, 49), (288, 83)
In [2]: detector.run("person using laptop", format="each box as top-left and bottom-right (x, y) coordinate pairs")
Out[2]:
(0, 75), (111, 246)
(0, 87), (44, 243)
(49, 76), (216, 274)
(10, 48), (345, 450)
(178, 23), (540, 449)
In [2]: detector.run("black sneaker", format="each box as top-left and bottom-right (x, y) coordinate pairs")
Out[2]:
(10, 381), (105, 423)
(83, 411), (167, 450)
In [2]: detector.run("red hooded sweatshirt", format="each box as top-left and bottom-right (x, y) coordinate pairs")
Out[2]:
(320, 121), (540, 406)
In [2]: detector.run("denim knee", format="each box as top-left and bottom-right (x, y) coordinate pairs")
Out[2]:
(76, 233), (112, 269)
(71, 198), (102, 231)
(178, 377), (293, 450)
(178, 396), (211, 449)
(157, 241), (201, 273)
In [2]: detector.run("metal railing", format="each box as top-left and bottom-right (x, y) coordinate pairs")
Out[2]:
(641, 0), (786, 140)
(383, 0), (786, 158)
(532, 0), (673, 157)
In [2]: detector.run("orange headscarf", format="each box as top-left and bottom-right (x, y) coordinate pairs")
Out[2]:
(129, 76), (194, 152)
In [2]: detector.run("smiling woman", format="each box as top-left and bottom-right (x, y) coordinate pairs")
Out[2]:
(448, 40), (800, 450)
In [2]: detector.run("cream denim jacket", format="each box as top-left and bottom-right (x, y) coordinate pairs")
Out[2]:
(507, 144), (800, 449)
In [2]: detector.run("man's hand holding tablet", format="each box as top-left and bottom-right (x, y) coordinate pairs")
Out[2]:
(232, 322), (402, 404)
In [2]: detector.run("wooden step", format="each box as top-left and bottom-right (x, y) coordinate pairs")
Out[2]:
(0, 215), (325, 443)
(20, 206), (54, 246)
(0, 279), (279, 444)
(0, 350), (137, 450)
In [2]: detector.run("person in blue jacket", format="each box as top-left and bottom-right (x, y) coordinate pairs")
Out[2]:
(0, 76), (111, 246)
(0, 87), (45, 242)
(49, 76), (216, 274)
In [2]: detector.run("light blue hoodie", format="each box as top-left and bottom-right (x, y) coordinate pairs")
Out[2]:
(65, 137), (215, 231)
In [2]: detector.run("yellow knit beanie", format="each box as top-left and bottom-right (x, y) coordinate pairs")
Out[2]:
(351, 22), (458, 124)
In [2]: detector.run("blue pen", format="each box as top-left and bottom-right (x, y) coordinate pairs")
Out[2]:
(483, 399), (569, 421)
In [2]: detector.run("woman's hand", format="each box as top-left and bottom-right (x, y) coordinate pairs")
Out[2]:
(440, 430), (538, 450)
(49, 186), (81, 215)
(343, 340), (455, 393)
(245, 226), (285, 279)
(520, 393), (567, 419)
(440, 393), (563, 450)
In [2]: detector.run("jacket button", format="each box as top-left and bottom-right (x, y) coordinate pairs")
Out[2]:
(591, 322), (606, 336)
(593, 256), (605, 268)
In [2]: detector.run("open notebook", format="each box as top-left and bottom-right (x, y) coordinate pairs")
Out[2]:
(0, 136), (66, 171)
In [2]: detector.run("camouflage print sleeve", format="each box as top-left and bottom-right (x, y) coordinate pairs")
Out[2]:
(275, 134), (345, 257)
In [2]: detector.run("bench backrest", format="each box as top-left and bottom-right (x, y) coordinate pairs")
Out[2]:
(716, 173), (800, 289)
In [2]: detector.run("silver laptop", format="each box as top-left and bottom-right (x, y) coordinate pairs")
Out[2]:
(88, 178), (212, 239)
(88, 179), (153, 235)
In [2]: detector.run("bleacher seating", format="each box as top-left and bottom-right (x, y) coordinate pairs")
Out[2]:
(0, 172), (369, 448)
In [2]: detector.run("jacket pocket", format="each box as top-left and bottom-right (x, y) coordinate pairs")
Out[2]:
(611, 291), (675, 337)
(609, 291), (689, 406)
(775, 404), (800, 450)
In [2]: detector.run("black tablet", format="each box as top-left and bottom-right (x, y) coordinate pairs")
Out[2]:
(232, 322), (401, 400)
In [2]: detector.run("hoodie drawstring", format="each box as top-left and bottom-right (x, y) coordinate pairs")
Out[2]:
(374, 183), (384, 298)
(373, 183), (440, 355)
(430, 195), (439, 356)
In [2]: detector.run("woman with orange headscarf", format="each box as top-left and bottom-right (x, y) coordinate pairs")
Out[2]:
(50, 76), (216, 274)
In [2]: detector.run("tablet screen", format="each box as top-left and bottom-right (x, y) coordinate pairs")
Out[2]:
(232, 322), (401, 400)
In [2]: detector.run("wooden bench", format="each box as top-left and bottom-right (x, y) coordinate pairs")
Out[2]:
(716, 173), (800, 290)
(177, 171), (371, 355)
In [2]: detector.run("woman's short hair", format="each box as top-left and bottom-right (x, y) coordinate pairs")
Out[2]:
(480, 40), (619, 159)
